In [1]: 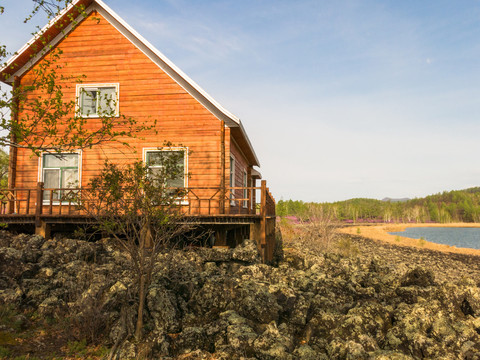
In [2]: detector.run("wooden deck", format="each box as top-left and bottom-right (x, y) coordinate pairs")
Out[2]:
(0, 180), (277, 262)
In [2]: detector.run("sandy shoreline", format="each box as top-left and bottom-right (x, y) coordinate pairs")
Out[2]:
(339, 223), (480, 256)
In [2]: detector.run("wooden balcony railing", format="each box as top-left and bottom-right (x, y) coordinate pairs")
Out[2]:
(0, 180), (275, 219)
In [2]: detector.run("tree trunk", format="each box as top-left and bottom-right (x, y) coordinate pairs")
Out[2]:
(135, 271), (146, 342)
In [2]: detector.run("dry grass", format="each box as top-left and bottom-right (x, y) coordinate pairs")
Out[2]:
(339, 223), (480, 256)
(279, 207), (339, 254)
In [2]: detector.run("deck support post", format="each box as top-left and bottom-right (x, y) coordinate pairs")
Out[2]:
(252, 180), (267, 262)
(34, 182), (50, 238)
(35, 220), (51, 239)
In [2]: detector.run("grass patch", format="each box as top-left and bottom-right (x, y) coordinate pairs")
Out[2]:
(336, 237), (359, 257)
(395, 235), (401, 242)
(0, 346), (11, 358)
(65, 339), (109, 358)
(418, 237), (426, 247)
(0, 331), (17, 346)
(0, 304), (24, 333)
(66, 339), (88, 357)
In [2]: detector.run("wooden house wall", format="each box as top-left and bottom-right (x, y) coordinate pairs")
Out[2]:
(15, 11), (230, 197)
(229, 138), (249, 211)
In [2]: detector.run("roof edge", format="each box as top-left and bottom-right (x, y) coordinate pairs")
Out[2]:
(1, 0), (261, 166)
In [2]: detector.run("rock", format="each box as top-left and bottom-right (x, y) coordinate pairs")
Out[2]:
(190, 277), (236, 315)
(293, 345), (321, 360)
(175, 349), (216, 359)
(233, 281), (281, 324)
(174, 327), (208, 355)
(220, 311), (258, 355)
(103, 281), (128, 311)
(232, 239), (261, 264)
(197, 247), (232, 263)
(38, 267), (54, 278)
(117, 340), (136, 360)
(253, 322), (293, 360)
(26, 235), (45, 250)
(2, 228), (480, 359)
(147, 284), (180, 333)
(400, 267), (436, 287)
(38, 296), (63, 315)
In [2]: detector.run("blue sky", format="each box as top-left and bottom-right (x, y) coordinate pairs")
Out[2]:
(2, 0), (480, 202)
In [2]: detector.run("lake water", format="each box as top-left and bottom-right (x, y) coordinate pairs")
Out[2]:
(388, 227), (480, 250)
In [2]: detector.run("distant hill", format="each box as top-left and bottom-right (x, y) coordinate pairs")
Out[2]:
(381, 197), (410, 203)
(277, 187), (480, 223)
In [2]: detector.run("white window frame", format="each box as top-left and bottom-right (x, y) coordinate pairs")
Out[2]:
(143, 147), (189, 203)
(230, 155), (236, 206)
(76, 83), (120, 118)
(38, 151), (82, 205)
(243, 170), (248, 208)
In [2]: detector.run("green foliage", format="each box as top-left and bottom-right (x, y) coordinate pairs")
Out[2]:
(277, 187), (480, 224)
(66, 339), (87, 356)
(0, 149), (7, 187)
(0, 1), (152, 156)
(0, 346), (11, 358)
(0, 304), (22, 332)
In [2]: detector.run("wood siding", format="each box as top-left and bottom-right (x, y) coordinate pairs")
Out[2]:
(15, 12), (233, 194)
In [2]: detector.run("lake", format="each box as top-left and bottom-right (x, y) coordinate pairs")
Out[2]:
(388, 227), (480, 250)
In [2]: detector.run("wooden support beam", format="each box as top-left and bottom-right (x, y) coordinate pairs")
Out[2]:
(35, 220), (51, 239)
(35, 182), (44, 228)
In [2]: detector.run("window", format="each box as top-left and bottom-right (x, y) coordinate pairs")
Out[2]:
(42, 153), (79, 201)
(243, 170), (248, 208)
(77, 84), (119, 117)
(230, 156), (235, 205)
(145, 149), (186, 192)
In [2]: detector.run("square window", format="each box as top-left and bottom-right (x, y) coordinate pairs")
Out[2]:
(145, 150), (186, 194)
(77, 85), (118, 117)
(42, 153), (80, 202)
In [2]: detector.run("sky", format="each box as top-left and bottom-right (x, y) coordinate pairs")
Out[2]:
(2, 0), (480, 202)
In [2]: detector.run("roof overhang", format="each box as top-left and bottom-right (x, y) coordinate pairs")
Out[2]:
(0, 0), (260, 167)
(0, 0), (94, 84)
(251, 168), (262, 179)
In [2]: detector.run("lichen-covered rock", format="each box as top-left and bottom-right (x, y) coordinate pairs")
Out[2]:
(173, 327), (208, 355)
(232, 239), (261, 264)
(2, 230), (480, 359)
(147, 284), (180, 333)
(293, 344), (322, 360)
(401, 267), (436, 287)
(233, 280), (281, 324)
(253, 322), (293, 360)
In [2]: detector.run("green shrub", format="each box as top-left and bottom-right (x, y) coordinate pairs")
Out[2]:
(0, 346), (11, 358)
(66, 339), (88, 356)
(336, 237), (359, 257)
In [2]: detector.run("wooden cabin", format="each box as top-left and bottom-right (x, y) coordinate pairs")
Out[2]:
(0, 0), (276, 261)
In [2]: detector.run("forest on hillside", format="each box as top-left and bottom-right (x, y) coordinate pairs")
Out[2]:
(276, 187), (480, 223)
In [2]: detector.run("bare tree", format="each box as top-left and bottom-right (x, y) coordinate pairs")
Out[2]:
(297, 205), (338, 254)
(76, 147), (198, 344)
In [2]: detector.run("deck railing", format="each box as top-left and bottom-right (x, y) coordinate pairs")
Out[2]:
(0, 180), (275, 219)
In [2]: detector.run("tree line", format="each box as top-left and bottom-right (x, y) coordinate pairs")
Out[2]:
(277, 187), (480, 223)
